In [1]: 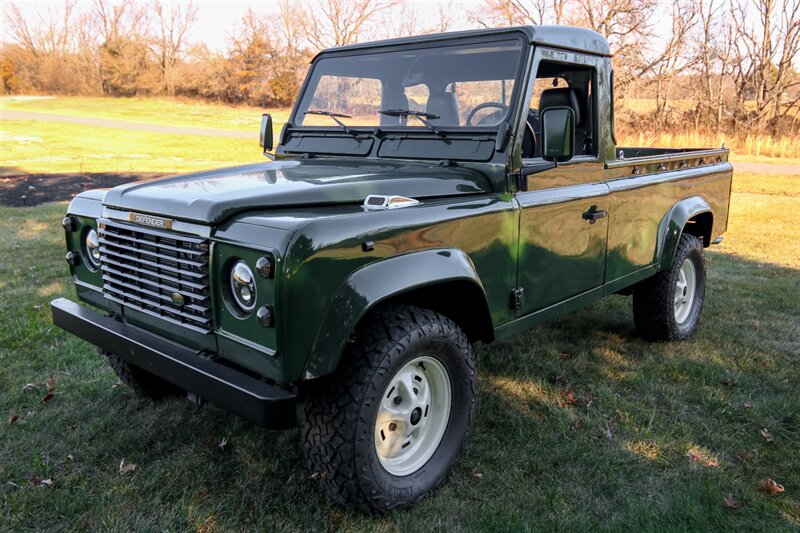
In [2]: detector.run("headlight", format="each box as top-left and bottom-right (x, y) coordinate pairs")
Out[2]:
(84, 228), (101, 269)
(230, 260), (256, 312)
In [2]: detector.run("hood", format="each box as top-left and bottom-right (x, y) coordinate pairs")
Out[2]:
(101, 159), (492, 224)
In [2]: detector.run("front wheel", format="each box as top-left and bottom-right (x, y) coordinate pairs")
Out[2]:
(302, 305), (477, 513)
(633, 233), (706, 341)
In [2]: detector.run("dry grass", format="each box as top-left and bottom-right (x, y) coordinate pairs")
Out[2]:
(616, 130), (800, 162)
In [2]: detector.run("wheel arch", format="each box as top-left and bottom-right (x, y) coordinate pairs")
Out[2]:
(302, 249), (493, 381)
(656, 195), (713, 272)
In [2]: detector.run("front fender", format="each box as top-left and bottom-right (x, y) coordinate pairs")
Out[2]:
(302, 248), (486, 380)
(655, 195), (711, 271)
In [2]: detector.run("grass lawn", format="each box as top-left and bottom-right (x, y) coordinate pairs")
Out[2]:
(2, 95), (290, 133)
(3, 96), (799, 168)
(1, 165), (798, 529)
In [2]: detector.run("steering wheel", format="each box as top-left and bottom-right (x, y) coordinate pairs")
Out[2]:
(466, 102), (508, 126)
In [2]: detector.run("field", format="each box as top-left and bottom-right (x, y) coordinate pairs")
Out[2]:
(1, 97), (799, 531)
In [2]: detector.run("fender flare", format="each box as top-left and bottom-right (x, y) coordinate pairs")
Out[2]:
(655, 195), (712, 271)
(302, 248), (488, 380)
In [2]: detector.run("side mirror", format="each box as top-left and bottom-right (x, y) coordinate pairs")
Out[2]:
(540, 106), (574, 163)
(260, 113), (273, 152)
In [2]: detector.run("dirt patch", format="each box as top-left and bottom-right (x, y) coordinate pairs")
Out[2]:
(0, 172), (162, 206)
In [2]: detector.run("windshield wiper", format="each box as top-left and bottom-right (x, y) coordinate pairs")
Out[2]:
(304, 110), (363, 138)
(379, 109), (445, 137)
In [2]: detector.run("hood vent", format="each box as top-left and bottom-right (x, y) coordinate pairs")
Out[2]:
(363, 195), (420, 210)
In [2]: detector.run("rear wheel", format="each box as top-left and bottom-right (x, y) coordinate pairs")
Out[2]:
(633, 233), (706, 341)
(302, 305), (477, 513)
(104, 350), (181, 399)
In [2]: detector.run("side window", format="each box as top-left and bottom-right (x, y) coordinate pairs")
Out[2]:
(522, 61), (597, 160)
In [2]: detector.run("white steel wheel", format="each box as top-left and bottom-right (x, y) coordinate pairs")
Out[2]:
(674, 257), (697, 324)
(374, 355), (451, 476)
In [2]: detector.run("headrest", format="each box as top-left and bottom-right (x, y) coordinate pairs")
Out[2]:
(426, 91), (460, 126)
(539, 88), (581, 125)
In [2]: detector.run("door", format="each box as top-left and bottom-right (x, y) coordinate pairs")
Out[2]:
(514, 50), (609, 315)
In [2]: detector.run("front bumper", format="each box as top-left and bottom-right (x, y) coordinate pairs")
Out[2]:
(50, 298), (296, 429)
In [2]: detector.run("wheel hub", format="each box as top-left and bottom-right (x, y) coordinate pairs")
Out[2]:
(374, 356), (451, 476)
(674, 257), (697, 324)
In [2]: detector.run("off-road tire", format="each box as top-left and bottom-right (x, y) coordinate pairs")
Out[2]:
(104, 350), (181, 399)
(302, 305), (477, 513)
(633, 233), (706, 341)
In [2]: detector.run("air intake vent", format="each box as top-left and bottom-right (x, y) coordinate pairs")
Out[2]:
(363, 195), (420, 210)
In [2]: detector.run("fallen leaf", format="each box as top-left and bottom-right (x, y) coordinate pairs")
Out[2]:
(559, 390), (576, 407)
(67, 454), (74, 460)
(41, 393), (54, 404)
(558, 352), (571, 360)
(604, 419), (613, 440)
(40, 478), (54, 487)
(22, 383), (38, 392)
(112, 381), (121, 389)
(742, 402), (752, 409)
(736, 451), (750, 463)
(470, 467), (483, 480)
(760, 428), (774, 444)
(687, 452), (702, 463)
(574, 416), (585, 430)
(584, 390), (594, 407)
(723, 494), (742, 509)
(758, 479), (785, 495)
(119, 459), (137, 477)
(218, 436), (228, 452)
(46, 377), (56, 392)
(9, 415), (18, 424)
(706, 458), (719, 467)
(719, 378), (734, 387)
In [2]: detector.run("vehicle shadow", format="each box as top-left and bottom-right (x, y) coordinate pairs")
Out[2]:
(0, 170), (162, 206)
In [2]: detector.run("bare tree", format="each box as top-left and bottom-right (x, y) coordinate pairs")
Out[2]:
(379, 1), (455, 39)
(728, 0), (800, 130)
(151, 0), (198, 95)
(468, 0), (568, 27)
(298, 0), (397, 50)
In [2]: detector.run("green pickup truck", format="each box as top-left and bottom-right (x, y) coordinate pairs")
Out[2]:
(52, 25), (732, 512)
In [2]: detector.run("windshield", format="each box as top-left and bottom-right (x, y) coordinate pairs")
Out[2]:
(294, 39), (525, 130)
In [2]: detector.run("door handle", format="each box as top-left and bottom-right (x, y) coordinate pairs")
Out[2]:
(582, 208), (608, 224)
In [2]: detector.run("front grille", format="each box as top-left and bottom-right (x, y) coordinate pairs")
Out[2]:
(98, 218), (212, 333)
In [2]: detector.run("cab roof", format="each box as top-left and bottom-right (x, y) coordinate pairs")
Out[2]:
(315, 25), (611, 59)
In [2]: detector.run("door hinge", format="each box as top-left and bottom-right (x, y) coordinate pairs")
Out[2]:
(510, 288), (525, 309)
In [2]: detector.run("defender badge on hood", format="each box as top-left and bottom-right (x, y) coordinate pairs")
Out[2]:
(129, 212), (173, 230)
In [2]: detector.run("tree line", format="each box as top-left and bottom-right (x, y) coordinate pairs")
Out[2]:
(2, 0), (798, 136)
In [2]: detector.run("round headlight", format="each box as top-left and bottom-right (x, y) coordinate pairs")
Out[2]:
(230, 260), (256, 312)
(85, 228), (101, 269)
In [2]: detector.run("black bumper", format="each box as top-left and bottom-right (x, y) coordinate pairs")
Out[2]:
(50, 298), (296, 429)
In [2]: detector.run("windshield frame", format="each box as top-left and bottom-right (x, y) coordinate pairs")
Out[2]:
(286, 33), (531, 137)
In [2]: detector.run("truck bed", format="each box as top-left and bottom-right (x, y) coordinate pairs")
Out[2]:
(606, 146), (729, 180)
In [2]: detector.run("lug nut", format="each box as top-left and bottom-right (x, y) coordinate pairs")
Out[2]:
(393, 396), (402, 406)
(389, 422), (397, 432)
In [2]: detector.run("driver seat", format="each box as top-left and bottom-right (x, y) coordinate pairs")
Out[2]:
(426, 91), (460, 126)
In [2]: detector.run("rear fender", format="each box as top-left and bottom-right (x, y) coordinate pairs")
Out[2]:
(656, 196), (712, 271)
(302, 249), (486, 380)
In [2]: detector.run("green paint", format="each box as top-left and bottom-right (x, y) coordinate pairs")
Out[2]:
(54, 26), (732, 388)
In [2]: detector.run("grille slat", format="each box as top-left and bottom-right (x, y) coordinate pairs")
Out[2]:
(98, 218), (212, 334)
(99, 238), (207, 268)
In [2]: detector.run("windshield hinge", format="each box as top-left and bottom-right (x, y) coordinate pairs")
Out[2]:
(510, 288), (525, 310)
